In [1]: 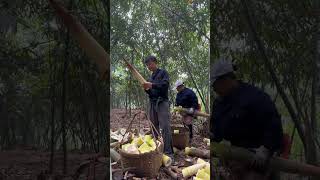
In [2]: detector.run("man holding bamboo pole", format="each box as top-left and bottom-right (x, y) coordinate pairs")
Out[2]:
(173, 80), (200, 144)
(143, 55), (174, 161)
(211, 59), (283, 180)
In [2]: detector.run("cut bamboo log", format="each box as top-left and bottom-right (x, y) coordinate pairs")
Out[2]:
(173, 107), (210, 118)
(110, 148), (121, 162)
(211, 142), (320, 177)
(123, 59), (147, 85)
(49, 0), (109, 79)
(185, 147), (210, 159)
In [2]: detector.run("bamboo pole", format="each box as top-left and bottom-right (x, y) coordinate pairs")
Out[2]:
(173, 106), (210, 118)
(123, 59), (147, 85)
(212, 142), (320, 177)
(49, 0), (109, 79)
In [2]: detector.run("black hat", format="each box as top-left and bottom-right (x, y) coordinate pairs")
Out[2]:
(144, 55), (157, 64)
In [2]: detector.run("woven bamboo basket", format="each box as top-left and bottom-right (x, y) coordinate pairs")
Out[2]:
(118, 111), (163, 178)
(119, 141), (163, 177)
(171, 126), (189, 149)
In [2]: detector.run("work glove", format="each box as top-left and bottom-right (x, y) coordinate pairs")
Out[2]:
(186, 107), (194, 115)
(249, 145), (271, 171)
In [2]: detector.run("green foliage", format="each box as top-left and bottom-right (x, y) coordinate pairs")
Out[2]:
(0, 0), (109, 152)
(111, 0), (209, 111)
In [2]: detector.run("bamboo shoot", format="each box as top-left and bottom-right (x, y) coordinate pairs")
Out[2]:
(182, 163), (207, 178)
(162, 154), (172, 167)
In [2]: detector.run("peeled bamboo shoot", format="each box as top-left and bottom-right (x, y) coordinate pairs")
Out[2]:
(173, 130), (179, 134)
(182, 163), (207, 178)
(196, 169), (210, 180)
(196, 158), (207, 164)
(162, 154), (172, 167)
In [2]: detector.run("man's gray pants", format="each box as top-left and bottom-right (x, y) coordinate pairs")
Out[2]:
(149, 100), (174, 156)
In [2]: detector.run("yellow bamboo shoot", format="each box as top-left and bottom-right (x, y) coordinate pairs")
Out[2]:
(131, 137), (144, 147)
(162, 154), (172, 167)
(204, 165), (210, 175)
(173, 130), (179, 134)
(194, 178), (203, 180)
(196, 169), (210, 180)
(123, 59), (147, 85)
(181, 163), (207, 178)
(197, 158), (207, 164)
(138, 142), (153, 153)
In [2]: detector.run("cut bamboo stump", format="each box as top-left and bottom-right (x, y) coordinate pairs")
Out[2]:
(212, 142), (320, 177)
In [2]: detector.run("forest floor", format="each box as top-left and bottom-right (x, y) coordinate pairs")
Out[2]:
(0, 149), (108, 180)
(110, 108), (210, 180)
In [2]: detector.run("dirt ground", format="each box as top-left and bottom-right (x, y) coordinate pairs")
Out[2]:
(110, 108), (210, 180)
(0, 149), (108, 180)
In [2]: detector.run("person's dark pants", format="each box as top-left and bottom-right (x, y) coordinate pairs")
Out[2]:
(149, 100), (174, 156)
(187, 124), (193, 140)
(182, 115), (193, 141)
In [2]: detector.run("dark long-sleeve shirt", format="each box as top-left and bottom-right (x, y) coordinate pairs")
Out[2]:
(145, 68), (169, 101)
(211, 82), (283, 153)
(175, 88), (199, 110)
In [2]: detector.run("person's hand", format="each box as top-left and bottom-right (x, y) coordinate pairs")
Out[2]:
(143, 82), (152, 90)
(186, 107), (194, 115)
(250, 145), (271, 170)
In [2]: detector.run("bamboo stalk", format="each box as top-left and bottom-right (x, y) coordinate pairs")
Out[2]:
(212, 142), (320, 177)
(174, 107), (210, 118)
(123, 59), (147, 85)
(49, 0), (109, 79)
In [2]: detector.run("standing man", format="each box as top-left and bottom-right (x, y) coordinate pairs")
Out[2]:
(173, 80), (199, 144)
(211, 59), (283, 180)
(143, 55), (174, 160)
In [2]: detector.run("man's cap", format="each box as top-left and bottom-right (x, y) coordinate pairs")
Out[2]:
(172, 80), (184, 90)
(144, 55), (157, 64)
(211, 59), (235, 85)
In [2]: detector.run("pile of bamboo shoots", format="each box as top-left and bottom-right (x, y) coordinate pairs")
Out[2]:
(182, 158), (210, 180)
(121, 134), (160, 154)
